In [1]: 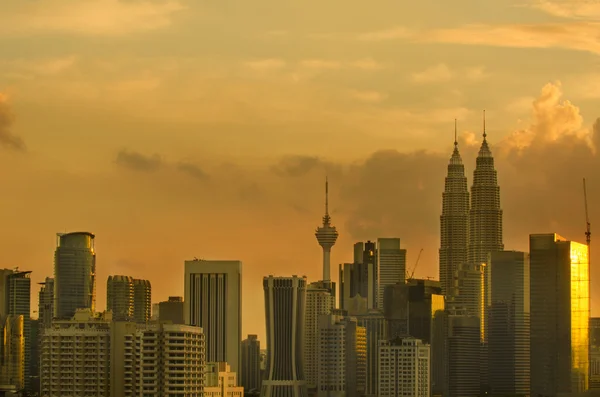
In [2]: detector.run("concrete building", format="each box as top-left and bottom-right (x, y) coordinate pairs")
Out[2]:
(261, 275), (308, 397)
(530, 233), (590, 395)
(204, 362), (243, 397)
(184, 259), (242, 373)
(378, 337), (430, 397)
(383, 282), (409, 339)
(591, 318), (600, 390)
(439, 123), (469, 297)
(317, 314), (366, 397)
(38, 278), (54, 329)
(447, 310), (480, 397)
(241, 334), (261, 393)
(158, 296), (184, 324)
(132, 279), (151, 323)
(135, 322), (205, 397)
(376, 238), (406, 312)
(40, 309), (111, 397)
(0, 315), (24, 390)
(109, 321), (140, 397)
(54, 232), (96, 319)
(304, 282), (333, 393)
(107, 276), (152, 323)
(315, 178), (339, 283)
(488, 250), (530, 396)
(356, 310), (387, 397)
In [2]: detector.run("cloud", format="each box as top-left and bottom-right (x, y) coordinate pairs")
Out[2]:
(0, 0), (185, 37)
(177, 162), (210, 181)
(115, 149), (162, 172)
(271, 155), (336, 177)
(350, 58), (385, 71)
(0, 94), (26, 152)
(530, 0), (600, 20)
(244, 59), (287, 71)
(411, 63), (454, 84)
(300, 59), (343, 70)
(357, 26), (412, 41)
(349, 90), (387, 103)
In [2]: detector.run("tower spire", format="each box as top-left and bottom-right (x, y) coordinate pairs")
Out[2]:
(316, 176), (338, 281)
(454, 118), (458, 147)
(483, 110), (487, 140)
(325, 176), (329, 217)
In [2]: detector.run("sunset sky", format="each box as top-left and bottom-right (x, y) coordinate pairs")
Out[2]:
(1, 0), (599, 342)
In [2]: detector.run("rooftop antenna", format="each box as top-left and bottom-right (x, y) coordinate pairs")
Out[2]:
(584, 178), (591, 247)
(483, 110), (487, 140)
(325, 175), (329, 217)
(454, 119), (458, 147)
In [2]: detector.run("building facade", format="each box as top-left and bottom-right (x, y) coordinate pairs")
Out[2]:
(132, 279), (151, 323)
(356, 310), (387, 397)
(261, 275), (308, 397)
(205, 362), (244, 397)
(158, 296), (184, 324)
(376, 238), (406, 312)
(378, 337), (430, 397)
(304, 283), (333, 393)
(54, 232), (96, 319)
(439, 127), (469, 297)
(447, 311), (480, 397)
(0, 315), (24, 390)
(184, 259), (242, 373)
(241, 334), (261, 393)
(38, 278), (54, 329)
(488, 250), (530, 396)
(530, 233), (589, 395)
(383, 282), (409, 339)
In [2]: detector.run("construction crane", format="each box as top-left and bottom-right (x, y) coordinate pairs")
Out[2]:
(584, 178), (591, 247)
(407, 248), (424, 281)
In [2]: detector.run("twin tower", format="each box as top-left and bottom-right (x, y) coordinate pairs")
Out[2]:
(439, 116), (504, 297)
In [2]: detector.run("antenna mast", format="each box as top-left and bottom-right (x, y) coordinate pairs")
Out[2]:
(584, 178), (591, 246)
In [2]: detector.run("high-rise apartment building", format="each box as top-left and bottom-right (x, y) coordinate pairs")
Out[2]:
(241, 335), (261, 393)
(106, 276), (152, 323)
(447, 310), (480, 397)
(304, 283), (333, 392)
(40, 309), (111, 397)
(132, 279), (151, 323)
(158, 296), (184, 324)
(439, 123), (469, 297)
(205, 362), (244, 397)
(261, 275), (308, 397)
(530, 233), (589, 395)
(317, 314), (367, 397)
(356, 310), (387, 397)
(383, 282), (409, 339)
(376, 238), (406, 312)
(488, 250), (530, 396)
(184, 259), (242, 373)
(378, 337), (430, 397)
(38, 278), (54, 329)
(590, 318), (600, 390)
(54, 232), (96, 319)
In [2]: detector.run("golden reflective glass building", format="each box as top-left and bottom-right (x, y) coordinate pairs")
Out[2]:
(530, 233), (589, 395)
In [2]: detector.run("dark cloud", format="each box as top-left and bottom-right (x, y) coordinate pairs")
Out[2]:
(115, 149), (162, 172)
(0, 94), (26, 151)
(271, 155), (338, 177)
(177, 162), (210, 181)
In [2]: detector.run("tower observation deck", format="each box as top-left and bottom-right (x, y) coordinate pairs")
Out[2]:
(315, 178), (338, 281)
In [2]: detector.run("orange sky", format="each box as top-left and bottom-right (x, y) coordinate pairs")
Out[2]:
(0, 0), (599, 343)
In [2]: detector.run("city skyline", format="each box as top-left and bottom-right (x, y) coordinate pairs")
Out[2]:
(1, 0), (600, 346)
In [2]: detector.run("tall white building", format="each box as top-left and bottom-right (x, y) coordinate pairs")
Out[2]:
(204, 362), (244, 397)
(378, 337), (430, 397)
(40, 309), (111, 397)
(262, 275), (308, 397)
(184, 259), (242, 373)
(304, 283), (333, 393)
(376, 238), (406, 312)
(317, 313), (366, 397)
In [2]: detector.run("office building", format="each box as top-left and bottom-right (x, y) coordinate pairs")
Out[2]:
(317, 314), (366, 397)
(0, 315), (24, 390)
(488, 251), (530, 396)
(439, 122), (469, 296)
(590, 318), (600, 390)
(452, 263), (485, 336)
(158, 296), (184, 324)
(376, 238), (406, 312)
(261, 275), (308, 397)
(54, 232), (96, 319)
(304, 283), (333, 392)
(378, 337), (430, 397)
(38, 278), (54, 329)
(40, 310), (111, 397)
(135, 322), (205, 397)
(205, 362), (244, 397)
(447, 310), (480, 397)
(241, 335), (261, 393)
(339, 241), (378, 313)
(356, 310), (387, 397)
(184, 259), (242, 373)
(315, 178), (338, 282)
(530, 233), (589, 395)
(383, 282), (409, 339)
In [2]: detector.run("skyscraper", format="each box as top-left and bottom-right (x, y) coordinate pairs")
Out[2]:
(132, 278), (151, 323)
(378, 337), (430, 397)
(530, 233), (589, 395)
(54, 232), (96, 319)
(447, 310), (480, 397)
(383, 282), (409, 339)
(376, 238), (406, 312)
(304, 282), (333, 392)
(107, 276), (152, 322)
(262, 275), (308, 397)
(339, 241), (377, 314)
(356, 310), (387, 397)
(315, 177), (338, 282)
(439, 121), (469, 297)
(487, 250), (530, 396)
(184, 259), (242, 373)
(38, 277), (54, 329)
(241, 335), (262, 393)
